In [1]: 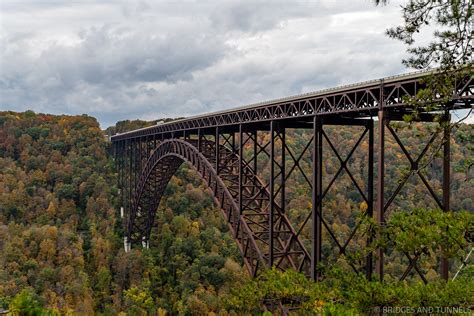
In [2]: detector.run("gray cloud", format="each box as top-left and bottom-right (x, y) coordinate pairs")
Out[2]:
(0, 0), (411, 127)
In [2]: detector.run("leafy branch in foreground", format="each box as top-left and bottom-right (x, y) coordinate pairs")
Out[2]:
(377, 0), (473, 174)
(225, 208), (473, 314)
(378, 208), (473, 262)
(225, 267), (474, 315)
(385, 1), (472, 68)
(379, 0), (472, 112)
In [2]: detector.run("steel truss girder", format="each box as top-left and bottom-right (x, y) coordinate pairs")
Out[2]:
(111, 72), (472, 142)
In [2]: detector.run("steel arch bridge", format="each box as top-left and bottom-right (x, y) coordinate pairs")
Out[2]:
(112, 69), (473, 281)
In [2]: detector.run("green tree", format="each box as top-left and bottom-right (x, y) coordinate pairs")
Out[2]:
(377, 0), (473, 174)
(379, 0), (472, 69)
(9, 289), (48, 316)
(124, 286), (155, 316)
(377, 0), (472, 113)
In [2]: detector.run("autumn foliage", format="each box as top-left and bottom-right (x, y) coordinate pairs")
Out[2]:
(0, 111), (472, 314)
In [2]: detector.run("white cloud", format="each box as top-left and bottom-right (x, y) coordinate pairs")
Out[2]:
(0, 0), (411, 127)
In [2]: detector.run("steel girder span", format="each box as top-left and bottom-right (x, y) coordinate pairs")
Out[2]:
(126, 139), (311, 277)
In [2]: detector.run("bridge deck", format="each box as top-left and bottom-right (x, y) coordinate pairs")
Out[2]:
(111, 69), (472, 141)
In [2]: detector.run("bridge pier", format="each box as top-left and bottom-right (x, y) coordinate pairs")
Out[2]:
(124, 236), (131, 253)
(375, 111), (452, 282)
(376, 110), (386, 281)
(312, 117), (375, 280)
(142, 237), (149, 249)
(311, 116), (322, 280)
(441, 116), (450, 280)
(215, 127), (220, 174)
(269, 121), (275, 267)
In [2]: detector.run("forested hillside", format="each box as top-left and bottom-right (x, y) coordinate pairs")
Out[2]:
(0, 111), (246, 314)
(0, 111), (472, 314)
(0, 111), (119, 313)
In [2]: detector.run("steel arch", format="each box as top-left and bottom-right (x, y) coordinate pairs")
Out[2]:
(128, 139), (311, 277)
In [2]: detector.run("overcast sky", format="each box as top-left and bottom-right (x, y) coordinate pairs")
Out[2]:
(0, 0), (417, 128)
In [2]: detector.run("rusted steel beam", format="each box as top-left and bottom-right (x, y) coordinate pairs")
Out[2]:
(269, 120), (275, 267)
(311, 116), (322, 280)
(376, 110), (385, 281)
(441, 113), (451, 280)
(367, 119), (374, 280)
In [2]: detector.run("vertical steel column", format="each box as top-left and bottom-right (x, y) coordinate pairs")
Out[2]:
(143, 137), (147, 165)
(114, 141), (118, 176)
(124, 140), (127, 218)
(198, 128), (202, 152)
(134, 139), (137, 205)
(311, 116), (323, 280)
(317, 122), (323, 278)
(269, 120), (275, 267)
(376, 110), (385, 281)
(115, 141), (119, 196)
(120, 141), (124, 216)
(281, 127), (286, 213)
(123, 140), (126, 213)
(128, 139), (133, 246)
(149, 136), (152, 155)
(116, 141), (119, 201)
(152, 135), (158, 238)
(124, 141), (128, 222)
(441, 114), (451, 280)
(232, 131), (236, 154)
(215, 127), (220, 174)
(138, 137), (142, 177)
(366, 120), (374, 279)
(145, 136), (149, 160)
(253, 131), (258, 175)
(239, 124), (243, 216)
